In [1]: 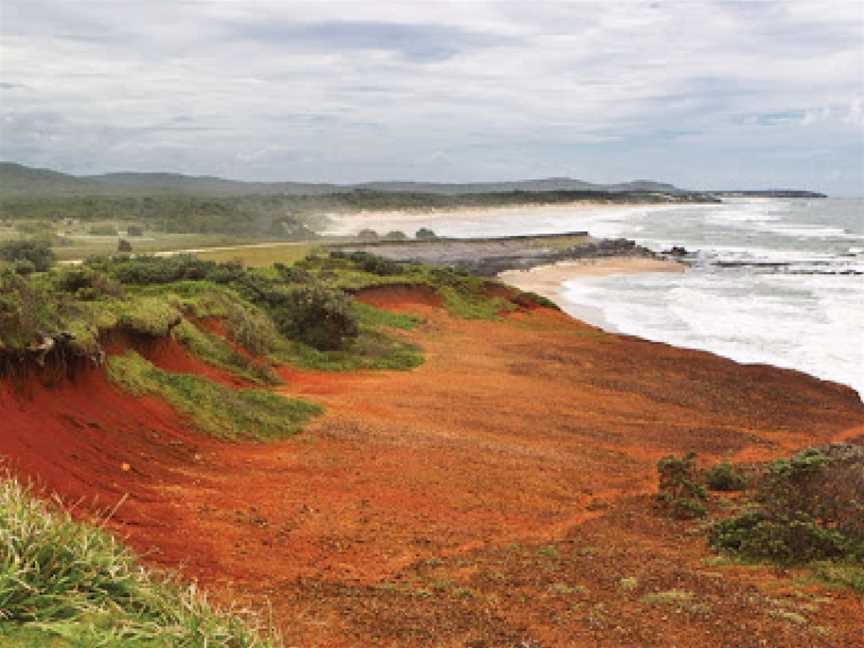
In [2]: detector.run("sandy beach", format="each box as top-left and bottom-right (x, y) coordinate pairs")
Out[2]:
(498, 256), (685, 305)
(325, 201), (624, 236)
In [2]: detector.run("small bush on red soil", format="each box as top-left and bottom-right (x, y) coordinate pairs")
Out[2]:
(655, 452), (708, 519)
(709, 445), (864, 564)
(705, 462), (747, 491)
(270, 283), (359, 351)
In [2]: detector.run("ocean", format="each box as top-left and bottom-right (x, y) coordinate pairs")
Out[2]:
(330, 197), (864, 398)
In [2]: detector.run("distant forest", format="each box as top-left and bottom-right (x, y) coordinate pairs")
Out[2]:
(0, 190), (716, 238)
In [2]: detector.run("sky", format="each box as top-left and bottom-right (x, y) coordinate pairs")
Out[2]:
(0, 1), (862, 194)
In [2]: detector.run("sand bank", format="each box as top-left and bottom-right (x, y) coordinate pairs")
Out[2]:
(498, 256), (684, 303)
(325, 201), (620, 235)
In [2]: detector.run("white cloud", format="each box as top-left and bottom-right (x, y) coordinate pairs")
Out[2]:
(0, 0), (861, 192)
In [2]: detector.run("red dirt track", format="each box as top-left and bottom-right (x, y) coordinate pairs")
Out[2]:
(3, 289), (863, 647)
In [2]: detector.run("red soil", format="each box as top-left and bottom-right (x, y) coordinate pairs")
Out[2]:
(3, 291), (864, 647)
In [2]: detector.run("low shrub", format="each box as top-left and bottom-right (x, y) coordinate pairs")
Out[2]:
(0, 239), (55, 272)
(708, 445), (864, 564)
(708, 510), (851, 564)
(126, 224), (144, 236)
(270, 283), (359, 351)
(655, 452), (708, 519)
(705, 461), (748, 491)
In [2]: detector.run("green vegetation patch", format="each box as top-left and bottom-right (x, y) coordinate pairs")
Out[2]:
(0, 475), (276, 647)
(106, 350), (320, 441)
(172, 319), (279, 385)
(708, 445), (864, 565)
(654, 452), (708, 519)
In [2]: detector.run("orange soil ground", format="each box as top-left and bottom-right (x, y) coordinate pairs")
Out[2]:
(2, 288), (863, 647)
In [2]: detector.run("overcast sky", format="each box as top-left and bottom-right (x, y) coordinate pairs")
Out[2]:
(1, 1), (862, 193)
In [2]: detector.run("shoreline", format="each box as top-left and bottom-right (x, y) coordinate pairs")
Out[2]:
(324, 200), (687, 236)
(498, 256), (685, 312)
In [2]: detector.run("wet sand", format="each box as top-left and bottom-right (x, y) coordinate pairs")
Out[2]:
(498, 256), (685, 306)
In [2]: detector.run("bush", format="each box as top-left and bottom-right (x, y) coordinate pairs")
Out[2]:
(11, 259), (36, 276)
(384, 230), (408, 240)
(270, 283), (358, 351)
(0, 239), (55, 272)
(655, 452), (708, 519)
(416, 227), (437, 239)
(357, 228), (379, 240)
(117, 238), (133, 253)
(705, 462), (747, 491)
(708, 445), (864, 564)
(126, 224), (144, 236)
(708, 511), (851, 564)
(54, 267), (123, 300)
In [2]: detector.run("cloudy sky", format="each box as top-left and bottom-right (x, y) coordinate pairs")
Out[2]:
(1, 1), (862, 193)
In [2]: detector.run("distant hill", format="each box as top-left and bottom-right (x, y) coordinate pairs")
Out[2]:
(0, 162), (688, 198)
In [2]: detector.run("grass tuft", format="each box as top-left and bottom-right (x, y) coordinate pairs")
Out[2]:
(0, 474), (277, 646)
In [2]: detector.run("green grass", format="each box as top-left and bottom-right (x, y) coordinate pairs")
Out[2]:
(0, 475), (277, 647)
(172, 320), (279, 385)
(273, 329), (423, 372)
(195, 243), (315, 267)
(351, 301), (421, 330)
(106, 351), (321, 441)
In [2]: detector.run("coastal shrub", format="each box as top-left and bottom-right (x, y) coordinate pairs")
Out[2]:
(0, 239), (55, 272)
(11, 259), (35, 276)
(106, 351), (321, 441)
(269, 283), (358, 351)
(708, 510), (851, 563)
(705, 461), (748, 491)
(708, 445), (864, 564)
(222, 299), (282, 357)
(0, 474), (277, 646)
(655, 452), (708, 519)
(357, 228), (379, 240)
(109, 254), (216, 285)
(55, 267), (123, 300)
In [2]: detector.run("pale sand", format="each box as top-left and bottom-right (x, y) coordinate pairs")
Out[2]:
(498, 257), (684, 317)
(325, 201), (619, 235)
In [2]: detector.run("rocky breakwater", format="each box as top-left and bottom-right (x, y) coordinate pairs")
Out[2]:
(329, 232), (663, 276)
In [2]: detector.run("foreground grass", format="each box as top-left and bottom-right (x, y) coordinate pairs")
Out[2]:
(0, 475), (277, 647)
(106, 351), (321, 441)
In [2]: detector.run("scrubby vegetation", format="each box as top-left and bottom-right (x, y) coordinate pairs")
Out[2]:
(0, 473), (277, 647)
(0, 239), (55, 273)
(654, 452), (708, 519)
(708, 445), (864, 565)
(705, 461), (748, 491)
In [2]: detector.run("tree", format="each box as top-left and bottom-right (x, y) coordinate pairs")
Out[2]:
(117, 239), (133, 253)
(415, 227), (437, 240)
(357, 228), (379, 240)
(384, 230), (407, 240)
(0, 239), (55, 272)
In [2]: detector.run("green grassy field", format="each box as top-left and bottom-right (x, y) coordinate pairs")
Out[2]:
(194, 242), (316, 267)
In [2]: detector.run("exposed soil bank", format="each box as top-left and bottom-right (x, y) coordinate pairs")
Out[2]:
(3, 291), (863, 646)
